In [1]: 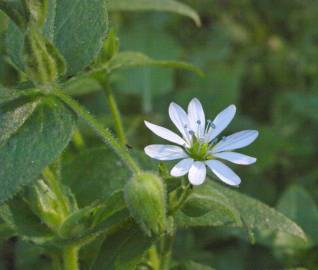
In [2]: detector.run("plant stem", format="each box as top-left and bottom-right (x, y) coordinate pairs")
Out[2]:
(63, 246), (79, 270)
(53, 89), (141, 175)
(102, 80), (127, 145)
(159, 234), (175, 270)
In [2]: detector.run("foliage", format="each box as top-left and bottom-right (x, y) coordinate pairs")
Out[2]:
(0, 0), (317, 269)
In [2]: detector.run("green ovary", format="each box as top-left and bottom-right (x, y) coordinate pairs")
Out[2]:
(186, 141), (213, 161)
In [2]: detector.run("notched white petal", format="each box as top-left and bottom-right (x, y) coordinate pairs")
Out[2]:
(171, 158), (194, 177)
(207, 104), (236, 142)
(212, 130), (259, 153)
(169, 102), (189, 140)
(144, 121), (186, 146)
(188, 97), (205, 137)
(144, 144), (187, 161)
(213, 152), (257, 165)
(206, 160), (241, 186)
(188, 161), (206, 186)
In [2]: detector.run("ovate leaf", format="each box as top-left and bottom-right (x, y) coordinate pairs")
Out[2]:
(62, 147), (129, 207)
(6, 0), (109, 75)
(94, 51), (203, 76)
(209, 181), (307, 241)
(0, 96), (76, 204)
(108, 0), (201, 26)
(92, 222), (153, 270)
(176, 183), (242, 228)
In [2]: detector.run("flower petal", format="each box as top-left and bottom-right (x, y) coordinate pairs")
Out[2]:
(212, 130), (259, 153)
(206, 160), (241, 186)
(188, 98), (205, 138)
(206, 105), (236, 142)
(144, 145), (188, 160)
(144, 121), (186, 146)
(188, 161), (206, 185)
(169, 102), (190, 141)
(213, 152), (257, 165)
(171, 158), (194, 177)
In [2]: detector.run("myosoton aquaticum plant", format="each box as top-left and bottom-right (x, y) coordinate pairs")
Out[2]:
(0, 0), (307, 269)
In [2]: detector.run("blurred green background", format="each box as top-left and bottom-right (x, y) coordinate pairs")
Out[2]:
(1, 0), (318, 269)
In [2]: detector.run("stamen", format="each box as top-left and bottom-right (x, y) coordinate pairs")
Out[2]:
(196, 120), (201, 138)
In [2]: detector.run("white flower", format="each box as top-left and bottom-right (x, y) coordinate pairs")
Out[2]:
(144, 98), (259, 186)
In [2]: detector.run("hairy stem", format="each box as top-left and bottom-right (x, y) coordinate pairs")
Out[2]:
(53, 89), (141, 175)
(102, 80), (127, 145)
(63, 246), (79, 270)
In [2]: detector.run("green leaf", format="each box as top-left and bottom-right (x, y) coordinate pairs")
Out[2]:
(277, 185), (318, 244)
(94, 51), (203, 76)
(0, 98), (39, 146)
(0, 196), (54, 243)
(91, 222), (153, 270)
(53, 0), (108, 75)
(209, 181), (307, 241)
(62, 147), (129, 207)
(6, 0), (109, 75)
(0, 96), (76, 204)
(176, 183), (242, 228)
(108, 0), (201, 26)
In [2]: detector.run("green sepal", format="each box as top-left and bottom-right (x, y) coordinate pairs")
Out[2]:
(22, 0), (48, 27)
(94, 28), (119, 66)
(23, 28), (66, 89)
(25, 179), (63, 232)
(124, 172), (167, 237)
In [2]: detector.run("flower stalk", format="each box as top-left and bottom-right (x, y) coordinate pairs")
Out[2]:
(53, 89), (141, 175)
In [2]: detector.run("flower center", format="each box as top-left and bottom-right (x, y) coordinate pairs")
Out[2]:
(185, 138), (213, 161)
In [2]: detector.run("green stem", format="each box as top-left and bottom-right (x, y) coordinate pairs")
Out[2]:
(102, 80), (127, 145)
(43, 167), (70, 219)
(148, 245), (160, 270)
(159, 234), (175, 270)
(63, 246), (79, 270)
(53, 89), (141, 175)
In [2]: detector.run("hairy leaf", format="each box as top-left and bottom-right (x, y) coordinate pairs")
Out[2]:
(6, 0), (109, 75)
(0, 96), (75, 204)
(176, 183), (242, 228)
(92, 222), (153, 270)
(210, 181), (307, 241)
(62, 147), (129, 207)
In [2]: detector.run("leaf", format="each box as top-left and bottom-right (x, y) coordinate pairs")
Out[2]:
(94, 51), (203, 76)
(6, 0), (109, 75)
(52, 0), (109, 75)
(176, 183), (242, 228)
(91, 222), (153, 270)
(0, 98), (39, 147)
(0, 96), (76, 204)
(209, 181), (307, 241)
(277, 185), (318, 244)
(108, 0), (201, 26)
(0, 197), (54, 243)
(62, 147), (130, 207)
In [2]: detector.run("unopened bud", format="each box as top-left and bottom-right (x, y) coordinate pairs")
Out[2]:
(23, 28), (66, 89)
(124, 172), (166, 236)
(22, 0), (48, 27)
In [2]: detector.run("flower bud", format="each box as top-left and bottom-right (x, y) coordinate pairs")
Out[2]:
(23, 0), (48, 27)
(26, 180), (62, 230)
(23, 28), (66, 89)
(124, 172), (166, 237)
